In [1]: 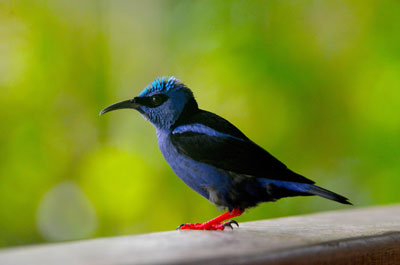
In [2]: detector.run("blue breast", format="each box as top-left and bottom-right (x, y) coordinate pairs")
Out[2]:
(156, 129), (231, 201)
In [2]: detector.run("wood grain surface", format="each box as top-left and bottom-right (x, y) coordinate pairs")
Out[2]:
(0, 204), (399, 265)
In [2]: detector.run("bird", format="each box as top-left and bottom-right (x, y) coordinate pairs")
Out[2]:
(100, 76), (351, 231)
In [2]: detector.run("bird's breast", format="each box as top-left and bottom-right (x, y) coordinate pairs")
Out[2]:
(156, 130), (230, 202)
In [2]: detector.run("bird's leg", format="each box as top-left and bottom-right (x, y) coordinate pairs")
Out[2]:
(178, 208), (244, 230)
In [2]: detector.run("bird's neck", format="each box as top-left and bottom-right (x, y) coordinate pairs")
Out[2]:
(171, 97), (199, 129)
(154, 97), (199, 135)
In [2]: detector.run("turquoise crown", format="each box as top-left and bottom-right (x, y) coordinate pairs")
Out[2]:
(139, 76), (180, 97)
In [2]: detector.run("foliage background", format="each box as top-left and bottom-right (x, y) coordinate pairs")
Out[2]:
(0, 0), (399, 247)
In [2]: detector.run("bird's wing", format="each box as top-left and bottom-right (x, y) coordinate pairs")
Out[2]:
(170, 111), (314, 184)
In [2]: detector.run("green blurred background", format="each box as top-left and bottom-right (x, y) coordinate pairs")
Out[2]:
(0, 0), (399, 247)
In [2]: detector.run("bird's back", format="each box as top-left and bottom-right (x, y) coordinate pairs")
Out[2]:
(171, 109), (315, 184)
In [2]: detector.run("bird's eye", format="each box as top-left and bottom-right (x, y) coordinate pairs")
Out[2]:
(151, 95), (164, 107)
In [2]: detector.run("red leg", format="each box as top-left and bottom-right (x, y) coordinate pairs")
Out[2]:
(178, 208), (244, 230)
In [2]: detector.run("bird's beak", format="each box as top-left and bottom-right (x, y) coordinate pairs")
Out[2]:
(99, 98), (140, 116)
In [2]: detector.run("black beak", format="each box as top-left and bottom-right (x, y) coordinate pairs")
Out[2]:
(99, 98), (140, 116)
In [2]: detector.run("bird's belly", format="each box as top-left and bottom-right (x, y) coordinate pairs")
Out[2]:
(157, 133), (230, 203)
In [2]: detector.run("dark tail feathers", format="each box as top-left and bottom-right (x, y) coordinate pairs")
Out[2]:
(308, 185), (352, 205)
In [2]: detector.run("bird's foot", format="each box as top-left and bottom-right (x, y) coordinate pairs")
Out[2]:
(177, 220), (239, 231)
(222, 220), (239, 229)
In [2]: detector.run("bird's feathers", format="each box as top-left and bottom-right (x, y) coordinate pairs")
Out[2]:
(175, 110), (248, 140)
(171, 110), (315, 185)
(257, 179), (351, 204)
(305, 185), (352, 205)
(139, 76), (181, 97)
(172, 123), (244, 141)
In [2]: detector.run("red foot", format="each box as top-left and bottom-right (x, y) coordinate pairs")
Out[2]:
(178, 220), (239, 230)
(177, 208), (244, 231)
(178, 222), (224, 230)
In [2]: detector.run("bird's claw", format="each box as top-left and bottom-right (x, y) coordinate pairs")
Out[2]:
(222, 220), (239, 229)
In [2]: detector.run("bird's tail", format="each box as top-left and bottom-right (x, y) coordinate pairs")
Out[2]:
(258, 178), (352, 205)
(307, 185), (352, 205)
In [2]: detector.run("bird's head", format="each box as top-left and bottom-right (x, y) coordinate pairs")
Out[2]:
(100, 77), (198, 130)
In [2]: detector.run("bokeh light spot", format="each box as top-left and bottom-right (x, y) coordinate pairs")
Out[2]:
(36, 181), (98, 241)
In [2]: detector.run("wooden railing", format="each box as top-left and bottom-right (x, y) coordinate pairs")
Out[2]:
(1, 204), (399, 265)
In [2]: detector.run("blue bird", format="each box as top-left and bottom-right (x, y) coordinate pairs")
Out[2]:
(100, 77), (351, 230)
